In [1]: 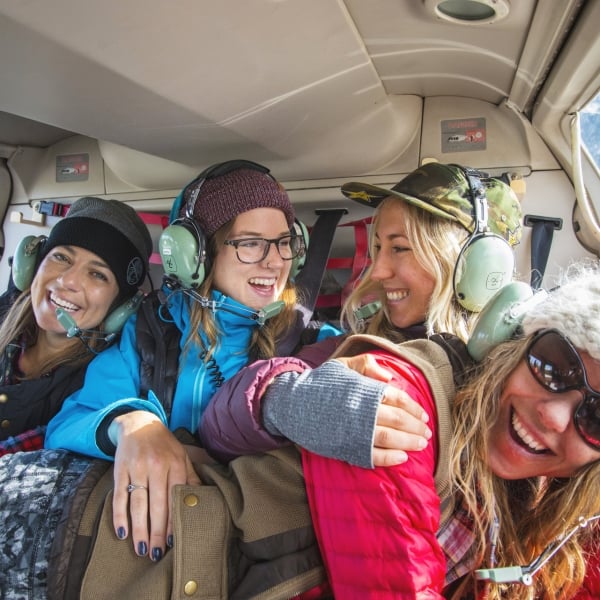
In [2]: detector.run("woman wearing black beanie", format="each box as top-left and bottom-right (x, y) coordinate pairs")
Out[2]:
(0, 195), (151, 446)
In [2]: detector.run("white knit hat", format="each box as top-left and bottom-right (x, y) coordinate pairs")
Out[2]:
(521, 262), (600, 360)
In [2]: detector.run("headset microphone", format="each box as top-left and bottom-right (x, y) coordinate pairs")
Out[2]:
(164, 275), (284, 325)
(353, 300), (382, 322)
(55, 309), (117, 353)
(55, 309), (81, 338)
(475, 514), (600, 586)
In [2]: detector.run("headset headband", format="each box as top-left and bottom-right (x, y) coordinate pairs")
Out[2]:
(459, 166), (490, 235)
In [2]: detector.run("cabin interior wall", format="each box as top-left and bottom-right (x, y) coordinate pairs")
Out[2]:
(0, 94), (594, 293)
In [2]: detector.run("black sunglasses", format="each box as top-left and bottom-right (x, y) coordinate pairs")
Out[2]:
(526, 329), (600, 450)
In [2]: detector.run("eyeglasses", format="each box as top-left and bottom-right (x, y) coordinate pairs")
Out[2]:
(223, 234), (304, 264)
(526, 328), (600, 450)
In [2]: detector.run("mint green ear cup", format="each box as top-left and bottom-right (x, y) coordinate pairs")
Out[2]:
(290, 219), (309, 280)
(159, 223), (207, 288)
(12, 235), (47, 291)
(103, 290), (145, 334)
(453, 234), (515, 312)
(467, 281), (543, 361)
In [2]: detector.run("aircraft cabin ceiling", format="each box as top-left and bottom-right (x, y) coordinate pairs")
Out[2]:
(0, 0), (592, 182)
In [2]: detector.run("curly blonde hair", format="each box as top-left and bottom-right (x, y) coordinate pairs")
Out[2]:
(449, 335), (600, 599)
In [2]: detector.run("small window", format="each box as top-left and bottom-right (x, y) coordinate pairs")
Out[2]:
(580, 93), (600, 168)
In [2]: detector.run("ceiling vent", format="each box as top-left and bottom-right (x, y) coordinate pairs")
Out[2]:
(424, 0), (510, 24)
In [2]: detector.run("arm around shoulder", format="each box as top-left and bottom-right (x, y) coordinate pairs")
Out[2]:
(198, 356), (310, 462)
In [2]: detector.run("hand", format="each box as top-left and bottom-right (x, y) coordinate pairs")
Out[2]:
(335, 355), (432, 467)
(110, 410), (201, 560)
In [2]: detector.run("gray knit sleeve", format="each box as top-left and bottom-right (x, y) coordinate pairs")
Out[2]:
(262, 360), (384, 468)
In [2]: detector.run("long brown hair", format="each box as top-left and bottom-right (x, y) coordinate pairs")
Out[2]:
(0, 292), (107, 378)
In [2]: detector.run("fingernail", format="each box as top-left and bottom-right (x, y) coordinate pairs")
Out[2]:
(417, 438), (428, 449)
(390, 452), (408, 464)
(167, 535), (174, 548)
(137, 541), (147, 556)
(424, 427), (432, 439)
(116, 526), (127, 540)
(151, 547), (163, 562)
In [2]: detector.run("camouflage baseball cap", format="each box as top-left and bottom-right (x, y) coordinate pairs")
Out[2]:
(341, 162), (522, 247)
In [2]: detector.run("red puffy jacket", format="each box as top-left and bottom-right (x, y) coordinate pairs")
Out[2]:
(302, 350), (446, 599)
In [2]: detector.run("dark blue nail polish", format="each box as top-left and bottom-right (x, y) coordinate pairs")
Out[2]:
(167, 534), (174, 548)
(116, 526), (126, 540)
(151, 547), (163, 562)
(137, 541), (147, 556)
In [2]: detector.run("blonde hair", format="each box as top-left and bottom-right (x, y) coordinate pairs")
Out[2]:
(449, 336), (600, 599)
(341, 197), (473, 342)
(183, 219), (298, 362)
(0, 292), (106, 378)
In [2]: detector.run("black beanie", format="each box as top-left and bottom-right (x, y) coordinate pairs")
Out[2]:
(43, 197), (153, 302)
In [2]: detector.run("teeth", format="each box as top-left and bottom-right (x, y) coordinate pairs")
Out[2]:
(249, 278), (276, 286)
(387, 290), (408, 301)
(50, 294), (79, 312)
(512, 412), (547, 451)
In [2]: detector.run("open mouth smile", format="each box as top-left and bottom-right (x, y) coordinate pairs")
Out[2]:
(49, 293), (80, 313)
(510, 409), (549, 454)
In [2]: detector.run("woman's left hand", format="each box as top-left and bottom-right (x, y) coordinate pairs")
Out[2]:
(110, 410), (201, 561)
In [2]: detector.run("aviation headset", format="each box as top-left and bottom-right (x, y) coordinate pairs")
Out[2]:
(467, 280), (548, 361)
(159, 159), (308, 289)
(351, 164), (518, 321)
(451, 166), (516, 312)
(10, 234), (144, 334)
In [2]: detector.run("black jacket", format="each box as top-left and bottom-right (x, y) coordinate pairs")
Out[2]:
(0, 366), (88, 440)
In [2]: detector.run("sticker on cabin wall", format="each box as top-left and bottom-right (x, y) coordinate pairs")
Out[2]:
(441, 118), (486, 152)
(56, 154), (89, 182)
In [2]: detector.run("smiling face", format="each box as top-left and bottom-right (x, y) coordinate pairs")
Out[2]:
(369, 201), (436, 328)
(211, 207), (292, 311)
(487, 350), (600, 479)
(30, 245), (120, 337)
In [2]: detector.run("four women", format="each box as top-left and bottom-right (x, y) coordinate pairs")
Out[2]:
(4, 160), (595, 598)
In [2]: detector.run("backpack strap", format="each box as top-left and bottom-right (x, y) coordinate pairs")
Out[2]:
(276, 209), (346, 355)
(429, 332), (475, 389)
(135, 291), (182, 417)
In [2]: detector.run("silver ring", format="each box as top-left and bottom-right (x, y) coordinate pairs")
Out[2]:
(127, 484), (147, 493)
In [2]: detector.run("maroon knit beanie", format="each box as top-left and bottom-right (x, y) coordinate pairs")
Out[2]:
(179, 168), (295, 237)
